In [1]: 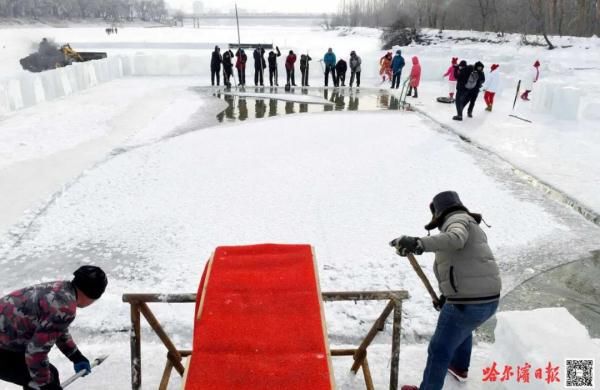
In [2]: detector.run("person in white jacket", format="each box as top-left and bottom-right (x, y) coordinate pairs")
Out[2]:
(482, 64), (500, 111)
(521, 60), (540, 101)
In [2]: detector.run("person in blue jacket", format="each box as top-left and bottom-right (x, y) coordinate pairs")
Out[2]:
(323, 48), (338, 87)
(391, 50), (405, 89)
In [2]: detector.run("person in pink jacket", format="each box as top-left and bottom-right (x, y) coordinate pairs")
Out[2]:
(407, 56), (421, 98)
(443, 57), (458, 100)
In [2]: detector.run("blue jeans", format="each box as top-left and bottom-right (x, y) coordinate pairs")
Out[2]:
(420, 301), (499, 390)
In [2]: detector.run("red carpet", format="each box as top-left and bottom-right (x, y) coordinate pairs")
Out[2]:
(185, 244), (334, 390)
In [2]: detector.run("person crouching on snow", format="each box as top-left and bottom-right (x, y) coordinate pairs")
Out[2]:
(482, 64), (500, 111)
(443, 57), (458, 101)
(0, 266), (108, 390)
(390, 191), (501, 390)
(407, 56), (421, 98)
(521, 60), (540, 101)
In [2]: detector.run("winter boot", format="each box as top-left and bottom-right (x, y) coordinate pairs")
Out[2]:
(467, 111), (473, 118)
(413, 90), (418, 98)
(485, 104), (492, 112)
(448, 366), (468, 382)
(452, 115), (463, 121)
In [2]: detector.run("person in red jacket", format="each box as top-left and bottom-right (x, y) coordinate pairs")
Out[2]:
(0, 266), (107, 390)
(408, 56), (421, 98)
(235, 48), (247, 86)
(285, 50), (297, 87)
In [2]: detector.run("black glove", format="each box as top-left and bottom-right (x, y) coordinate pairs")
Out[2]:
(69, 350), (91, 376)
(433, 295), (446, 311)
(389, 235), (424, 256)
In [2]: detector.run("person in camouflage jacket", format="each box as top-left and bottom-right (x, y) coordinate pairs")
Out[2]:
(0, 266), (107, 390)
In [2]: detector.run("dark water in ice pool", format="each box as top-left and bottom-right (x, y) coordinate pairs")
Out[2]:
(499, 251), (600, 338)
(211, 87), (409, 123)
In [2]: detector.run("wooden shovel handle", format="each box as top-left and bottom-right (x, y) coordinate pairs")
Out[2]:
(406, 253), (440, 304)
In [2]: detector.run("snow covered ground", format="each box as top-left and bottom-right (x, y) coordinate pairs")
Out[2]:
(1, 21), (600, 390)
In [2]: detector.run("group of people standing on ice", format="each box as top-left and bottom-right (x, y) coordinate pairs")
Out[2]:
(209, 45), (363, 88)
(379, 50), (422, 97)
(441, 57), (541, 121)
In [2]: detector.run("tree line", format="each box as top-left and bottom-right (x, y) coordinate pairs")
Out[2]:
(0, 0), (168, 22)
(333, 0), (600, 37)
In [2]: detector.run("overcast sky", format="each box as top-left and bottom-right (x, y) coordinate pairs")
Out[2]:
(166, 0), (338, 13)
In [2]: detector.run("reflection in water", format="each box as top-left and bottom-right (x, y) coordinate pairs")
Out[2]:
(214, 89), (409, 123)
(285, 101), (295, 114)
(255, 99), (266, 119)
(269, 99), (277, 117)
(238, 98), (248, 121)
(379, 94), (389, 109)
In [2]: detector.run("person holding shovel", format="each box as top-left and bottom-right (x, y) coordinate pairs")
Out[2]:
(0, 266), (108, 390)
(389, 191), (501, 390)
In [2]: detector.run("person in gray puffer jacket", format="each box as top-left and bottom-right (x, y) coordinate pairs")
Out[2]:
(390, 191), (501, 390)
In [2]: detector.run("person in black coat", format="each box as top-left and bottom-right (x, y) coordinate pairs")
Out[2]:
(335, 59), (348, 87)
(453, 60), (486, 121)
(253, 46), (266, 86)
(453, 60), (470, 121)
(210, 46), (222, 86)
(465, 61), (485, 118)
(267, 46), (281, 86)
(222, 49), (234, 88)
(300, 54), (312, 86)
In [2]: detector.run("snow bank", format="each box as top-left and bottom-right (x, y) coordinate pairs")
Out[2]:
(0, 56), (124, 113)
(492, 308), (600, 389)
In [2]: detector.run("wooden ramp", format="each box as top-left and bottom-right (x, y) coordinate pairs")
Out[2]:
(185, 244), (334, 390)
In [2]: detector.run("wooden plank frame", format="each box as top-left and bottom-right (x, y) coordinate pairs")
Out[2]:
(123, 289), (408, 390)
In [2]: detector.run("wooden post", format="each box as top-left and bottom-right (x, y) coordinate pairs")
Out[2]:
(158, 358), (173, 390)
(362, 356), (375, 390)
(130, 303), (141, 390)
(138, 303), (185, 375)
(390, 298), (403, 390)
(351, 300), (395, 373)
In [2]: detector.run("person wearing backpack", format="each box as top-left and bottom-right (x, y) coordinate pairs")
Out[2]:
(464, 61), (485, 118)
(453, 60), (470, 121)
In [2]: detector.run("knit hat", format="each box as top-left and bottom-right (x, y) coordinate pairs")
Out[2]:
(424, 191), (482, 231)
(491, 64), (499, 71)
(72, 266), (108, 299)
(451, 57), (458, 65)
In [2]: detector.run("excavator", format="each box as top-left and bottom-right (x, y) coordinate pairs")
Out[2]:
(19, 38), (107, 73)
